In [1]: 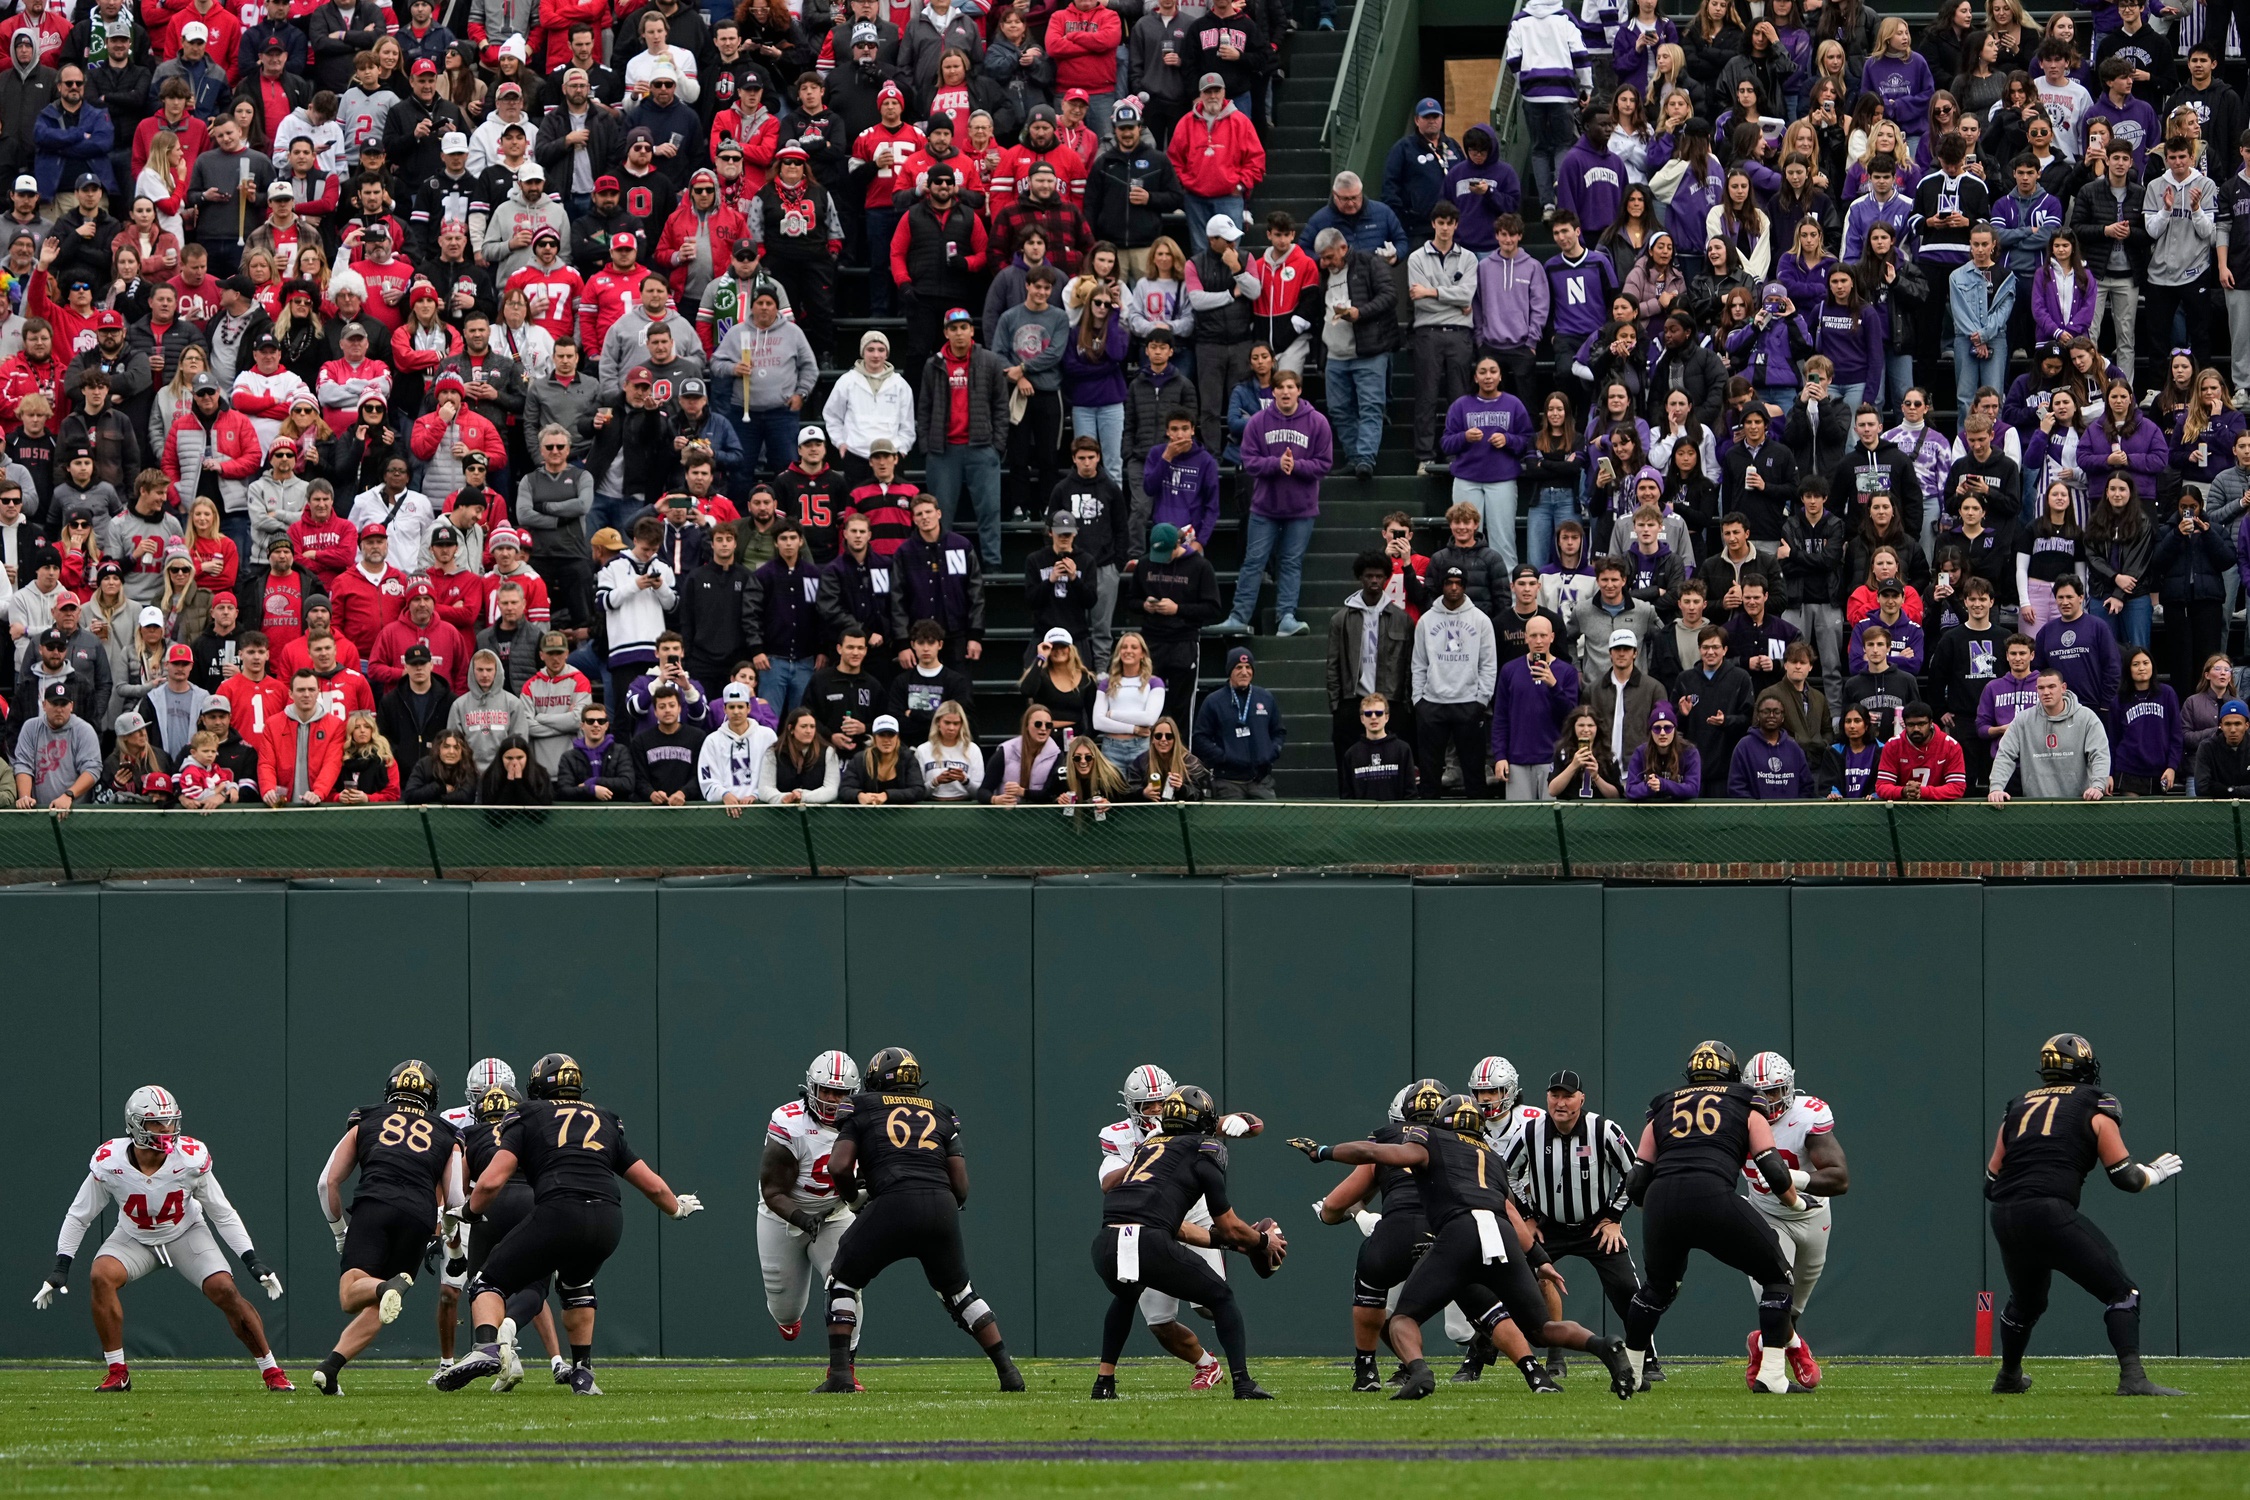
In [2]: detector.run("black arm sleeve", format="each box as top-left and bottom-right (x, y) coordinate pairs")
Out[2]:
(1754, 1147), (1793, 1196)
(1624, 1159), (1653, 1204)
(2106, 1159), (2149, 1192)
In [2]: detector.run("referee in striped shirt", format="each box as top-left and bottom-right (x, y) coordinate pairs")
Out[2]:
(1507, 1070), (1665, 1384)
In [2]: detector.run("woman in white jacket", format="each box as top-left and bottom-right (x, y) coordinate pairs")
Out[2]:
(915, 698), (984, 800)
(1090, 632), (1166, 772)
(757, 707), (844, 803)
(819, 330), (917, 477)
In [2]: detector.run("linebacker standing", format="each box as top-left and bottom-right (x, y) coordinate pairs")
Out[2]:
(439, 1053), (704, 1396)
(1622, 1041), (1805, 1395)
(1988, 1033), (2186, 1397)
(1091, 1085), (1283, 1401)
(816, 1048), (1026, 1394)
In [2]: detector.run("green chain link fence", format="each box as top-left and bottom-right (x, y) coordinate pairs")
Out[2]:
(8, 801), (2250, 882)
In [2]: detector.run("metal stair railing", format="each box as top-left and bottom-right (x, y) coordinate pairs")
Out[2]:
(1321, 0), (1390, 176)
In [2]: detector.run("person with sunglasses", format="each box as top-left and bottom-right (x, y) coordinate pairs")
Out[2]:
(1338, 691), (1415, 799)
(981, 702), (1066, 804)
(1126, 713), (1211, 800)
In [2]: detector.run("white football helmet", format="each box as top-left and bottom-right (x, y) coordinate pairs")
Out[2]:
(1121, 1065), (1177, 1118)
(1746, 1051), (1796, 1120)
(804, 1050), (861, 1123)
(1467, 1056), (1520, 1118)
(125, 1086), (182, 1151)
(465, 1058), (517, 1104)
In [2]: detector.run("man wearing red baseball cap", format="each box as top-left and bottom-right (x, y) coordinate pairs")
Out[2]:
(578, 228), (648, 353)
(367, 575), (474, 693)
(145, 639), (216, 761)
(326, 520), (409, 650)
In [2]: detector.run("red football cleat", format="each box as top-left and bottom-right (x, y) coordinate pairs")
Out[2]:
(1190, 1357), (1224, 1391)
(1744, 1331), (1762, 1392)
(777, 1321), (801, 1342)
(262, 1366), (296, 1392)
(97, 1364), (131, 1392)
(1787, 1336), (1821, 1389)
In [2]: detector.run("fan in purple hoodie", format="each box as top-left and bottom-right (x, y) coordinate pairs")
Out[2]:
(1625, 699), (1701, 798)
(2081, 400), (2171, 504)
(1660, 126), (1726, 247)
(1556, 117), (1629, 238)
(2030, 250), (2098, 344)
(1861, 19), (1937, 151)
(1441, 124), (1519, 254)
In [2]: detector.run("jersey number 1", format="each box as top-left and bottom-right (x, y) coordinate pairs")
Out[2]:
(121, 1191), (186, 1230)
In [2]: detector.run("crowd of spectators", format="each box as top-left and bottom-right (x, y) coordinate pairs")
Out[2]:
(11, 0), (2250, 814)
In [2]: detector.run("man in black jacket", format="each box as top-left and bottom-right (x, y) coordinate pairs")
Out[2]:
(2196, 698), (2250, 795)
(2069, 139), (2151, 374)
(916, 308), (1011, 568)
(1827, 405), (1926, 536)
(194, 698), (262, 798)
(1084, 100), (1185, 279)
(1642, 310), (1727, 427)
(1047, 436), (1131, 655)
(1672, 625), (1754, 796)
(1776, 478), (1848, 709)
(1023, 513), (1096, 662)
(806, 625), (882, 754)
(892, 166), (987, 376)
(384, 57), (465, 187)
(883, 618), (975, 743)
(1926, 578), (2010, 789)
(534, 67), (625, 221)
(1121, 521), (1222, 714)
(815, 511), (892, 665)
(304, 0), (388, 95)
(1781, 361), (1851, 481)
(1719, 407), (1798, 551)
(887, 492), (984, 667)
(1310, 227), (1397, 477)
(376, 642), (455, 766)
(678, 523), (749, 692)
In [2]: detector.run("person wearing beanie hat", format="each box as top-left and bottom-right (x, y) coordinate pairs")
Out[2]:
(989, 102), (1087, 221)
(2194, 697), (2250, 796)
(1623, 698), (1701, 799)
(1190, 643), (1284, 795)
(819, 329), (918, 482)
(853, 79), (928, 317)
(748, 136), (842, 363)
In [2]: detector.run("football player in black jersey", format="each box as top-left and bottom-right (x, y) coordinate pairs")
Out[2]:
(1988, 1033), (2187, 1397)
(1092, 1085), (1283, 1401)
(1312, 1079), (1548, 1394)
(310, 1060), (464, 1395)
(816, 1047), (1027, 1394)
(437, 1053), (704, 1396)
(1621, 1040), (1802, 1394)
(1291, 1093), (1636, 1402)
(455, 1082), (568, 1392)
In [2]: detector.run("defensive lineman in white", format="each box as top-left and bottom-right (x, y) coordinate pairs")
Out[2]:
(1741, 1051), (1851, 1390)
(1098, 1065), (1262, 1390)
(760, 1051), (865, 1346)
(35, 1086), (293, 1393)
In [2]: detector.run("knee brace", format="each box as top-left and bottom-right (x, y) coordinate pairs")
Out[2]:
(941, 1281), (994, 1334)
(465, 1275), (500, 1302)
(558, 1277), (598, 1310)
(1630, 1284), (1676, 1319)
(1757, 1282), (1794, 1316)
(2106, 1290), (2140, 1315)
(824, 1277), (861, 1328)
(1352, 1277), (1390, 1309)
(1470, 1298), (1512, 1335)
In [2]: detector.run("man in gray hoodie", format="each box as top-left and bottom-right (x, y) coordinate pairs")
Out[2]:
(447, 648), (529, 772)
(480, 161), (572, 281)
(710, 288), (819, 488)
(1410, 563), (1498, 798)
(598, 278), (703, 398)
(1988, 668), (2111, 802)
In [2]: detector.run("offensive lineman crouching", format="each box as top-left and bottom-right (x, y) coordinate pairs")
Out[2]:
(1092, 1085), (1284, 1401)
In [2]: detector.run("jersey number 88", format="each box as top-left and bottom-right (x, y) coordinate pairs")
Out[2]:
(379, 1114), (437, 1152)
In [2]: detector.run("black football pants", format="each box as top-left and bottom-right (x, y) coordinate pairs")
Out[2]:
(1092, 1224), (1247, 1376)
(1626, 1179), (1792, 1352)
(1990, 1195), (2142, 1362)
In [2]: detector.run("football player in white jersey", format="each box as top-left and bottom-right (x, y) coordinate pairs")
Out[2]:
(1097, 1064), (1264, 1390)
(760, 1051), (866, 1357)
(429, 1060), (568, 1387)
(35, 1086), (293, 1393)
(1740, 1051), (1850, 1390)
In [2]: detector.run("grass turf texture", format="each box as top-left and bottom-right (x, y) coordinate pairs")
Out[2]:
(5, 1358), (2247, 1497)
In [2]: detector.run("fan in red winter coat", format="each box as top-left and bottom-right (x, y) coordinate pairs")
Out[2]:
(325, 524), (410, 649)
(1873, 704), (1968, 799)
(254, 676), (345, 804)
(989, 109), (1086, 215)
(654, 171), (750, 299)
(367, 578), (475, 691)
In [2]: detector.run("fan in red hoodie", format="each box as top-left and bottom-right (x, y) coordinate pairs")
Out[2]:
(366, 577), (474, 691)
(305, 630), (378, 720)
(989, 107), (1086, 215)
(255, 674), (346, 804)
(216, 639), (291, 739)
(852, 84), (926, 217)
(425, 524), (487, 633)
(133, 92), (211, 184)
(0, 0), (71, 67)
(1874, 704), (1968, 800)
(1045, 0), (1121, 98)
(287, 486), (358, 591)
(28, 240), (105, 357)
(0, 319), (66, 431)
(576, 227), (648, 354)
(326, 523), (409, 648)
(273, 600), (361, 679)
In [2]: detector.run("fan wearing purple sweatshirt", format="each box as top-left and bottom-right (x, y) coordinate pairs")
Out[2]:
(1221, 368), (1334, 636)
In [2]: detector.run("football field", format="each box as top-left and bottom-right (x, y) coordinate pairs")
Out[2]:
(6, 1357), (2247, 1497)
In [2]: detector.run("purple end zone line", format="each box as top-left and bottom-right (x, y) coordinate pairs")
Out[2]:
(84, 1439), (2250, 1467)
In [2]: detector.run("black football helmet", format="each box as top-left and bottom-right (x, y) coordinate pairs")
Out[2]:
(865, 1047), (922, 1090)
(386, 1059), (439, 1113)
(528, 1052), (584, 1100)
(1435, 1092), (1484, 1136)
(473, 1083), (521, 1124)
(1401, 1079), (1448, 1125)
(2038, 1033), (2100, 1085)
(1685, 1040), (1741, 1083)
(1158, 1085), (1219, 1136)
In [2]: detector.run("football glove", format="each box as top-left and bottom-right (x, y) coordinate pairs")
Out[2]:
(34, 1254), (70, 1310)
(259, 1270), (284, 1301)
(330, 1217), (350, 1255)
(1220, 1114), (1251, 1138)
(788, 1208), (827, 1236)
(2142, 1152), (2184, 1186)
(671, 1193), (704, 1220)
(1789, 1169), (1812, 1192)
(1286, 1137), (1326, 1161)
(1352, 1208), (1381, 1237)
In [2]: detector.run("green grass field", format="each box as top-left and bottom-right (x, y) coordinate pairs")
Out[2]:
(5, 1357), (2248, 1497)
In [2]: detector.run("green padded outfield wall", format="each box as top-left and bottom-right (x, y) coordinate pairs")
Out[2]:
(2, 877), (2233, 1363)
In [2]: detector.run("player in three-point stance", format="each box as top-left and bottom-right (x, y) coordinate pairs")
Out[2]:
(35, 1086), (291, 1393)
(761, 1051), (866, 1349)
(1313, 1080), (1554, 1394)
(1098, 1064), (1263, 1390)
(311, 1060), (463, 1395)
(1988, 1033), (2186, 1397)
(1290, 1090), (1638, 1403)
(1623, 1041), (1805, 1395)
(816, 1047), (1026, 1394)
(438, 1052), (703, 1396)
(432, 1059), (568, 1387)
(1740, 1051), (1849, 1390)
(1092, 1084), (1284, 1401)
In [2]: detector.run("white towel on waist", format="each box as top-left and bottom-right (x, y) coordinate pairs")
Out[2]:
(1471, 1207), (1509, 1265)
(1116, 1224), (1142, 1283)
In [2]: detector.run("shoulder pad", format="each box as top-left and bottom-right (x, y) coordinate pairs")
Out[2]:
(1798, 1096), (1835, 1129)
(1401, 1125), (1429, 1145)
(1198, 1137), (1228, 1165)
(178, 1137), (210, 1170)
(1518, 1105), (1544, 1123)
(91, 1139), (125, 1170)
(778, 1100), (805, 1118)
(2095, 1092), (2124, 1123)
(346, 1107), (368, 1127)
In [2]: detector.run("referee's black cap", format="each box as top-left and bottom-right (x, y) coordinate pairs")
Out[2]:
(1548, 1069), (1585, 1094)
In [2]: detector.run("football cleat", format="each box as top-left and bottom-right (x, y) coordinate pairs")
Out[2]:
(1745, 1330), (1764, 1392)
(427, 1358), (453, 1386)
(310, 1368), (342, 1396)
(1642, 1353), (1667, 1384)
(1787, 1336), (1821, 1389)
(1447, 1359), (1482, 1384)
(1544, 1349), (1568, 1381)
(491, 1320), (524, 1392)
(813, 1370), (859, 1394)
(568, 1365), (603, 1396)
(777, 1320), (802, 1342)
(96, 1363), (131, 1392)
(124, 1086), (183, 1151)
(261, 1366), (295, 1392)
(1992, 1369), (2034, 1394)
(996, 1357), (1026, 1392)
(1351, 1368), (1382, 1393)
(375, 1273), (412, 1325)
(433, 1345), (503, 1391)
(1592, 1338), (1636, 1401)
(1745, 1052), (1796, 1119)
(2117, 1356), (2182, 1397)
(1189, 1356), (1223, 1391)
(1232, 1378), (1274, 1400)
(1391, 1363), (1435, 1401)
(1528, 1372), (1563, 1394)
(1386, 1364), (1409, 1386)
(553, 1357), (572, 1384)
(1090, 1373), (1118, 1400)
